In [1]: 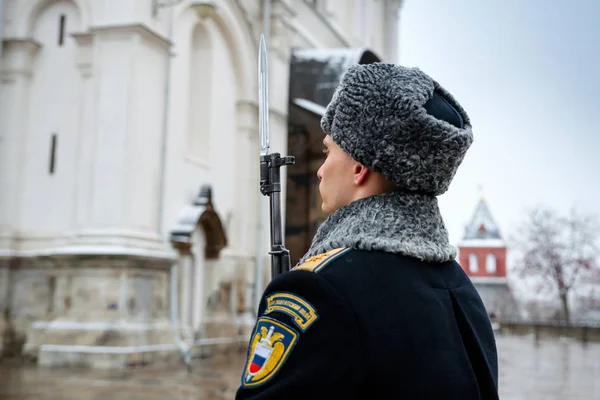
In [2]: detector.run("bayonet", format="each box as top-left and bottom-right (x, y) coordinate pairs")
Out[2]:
(258, 34), (295, 279)
(259, 34), (270, 156)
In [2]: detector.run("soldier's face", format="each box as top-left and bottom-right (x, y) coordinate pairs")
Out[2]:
(317, 135), (357, 215)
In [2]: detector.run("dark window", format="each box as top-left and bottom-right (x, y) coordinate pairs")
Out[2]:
(58, 15), (66, 46)
(49, 133), (57, 174)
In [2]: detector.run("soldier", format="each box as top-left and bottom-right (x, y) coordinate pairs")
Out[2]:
(236, 63), (499, 399)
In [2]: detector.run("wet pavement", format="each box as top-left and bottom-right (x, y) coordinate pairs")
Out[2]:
(498, 335), (599, 400)
(1, 334), (598, 399)
(0, 353), (244, 400)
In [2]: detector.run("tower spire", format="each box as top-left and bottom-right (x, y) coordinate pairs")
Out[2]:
(462, 192), (502, 241)
(478, 184), (485, 201)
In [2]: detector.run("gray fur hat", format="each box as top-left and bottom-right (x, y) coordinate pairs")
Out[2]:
(321, 63), (473, 196)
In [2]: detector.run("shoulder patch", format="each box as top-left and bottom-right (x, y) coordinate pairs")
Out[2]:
(293, 247), (352, 273)
(241, 317), (299, 388)
(264, 292), (318, 332)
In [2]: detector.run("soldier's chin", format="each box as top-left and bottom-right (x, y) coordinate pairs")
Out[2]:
(319, 190), (334, 215)
(321, 201), (333, 215)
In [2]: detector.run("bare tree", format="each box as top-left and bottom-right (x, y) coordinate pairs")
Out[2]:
(512, 207), (600, 322)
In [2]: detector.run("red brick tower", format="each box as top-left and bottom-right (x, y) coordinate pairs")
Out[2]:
(458, 196), (515, 320)
(458, 197), (507, 281)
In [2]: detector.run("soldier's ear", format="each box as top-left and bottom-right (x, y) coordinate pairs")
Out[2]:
(353, 163), (370, 186)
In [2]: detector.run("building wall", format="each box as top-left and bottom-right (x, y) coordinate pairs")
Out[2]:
(324, 0), (395, 59)
(0, 0), (400, 364)
(0, 0), (400, 254)
(162, 8), (239, 248)
(20, 1), (81, 236)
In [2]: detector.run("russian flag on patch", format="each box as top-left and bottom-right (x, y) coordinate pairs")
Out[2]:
(242, 318), (299, 388)
(247, 342), (273, 379)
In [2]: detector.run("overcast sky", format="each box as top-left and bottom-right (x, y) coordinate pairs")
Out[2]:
(398, 0), (600, 248)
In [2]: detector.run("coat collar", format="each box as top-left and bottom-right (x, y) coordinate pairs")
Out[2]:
(298, 190), (456, 265)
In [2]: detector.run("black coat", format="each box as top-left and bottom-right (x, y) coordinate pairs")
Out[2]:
(236, 248), (499, 399)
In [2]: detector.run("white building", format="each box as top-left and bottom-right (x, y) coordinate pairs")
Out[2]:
(0, 0), (402, 367)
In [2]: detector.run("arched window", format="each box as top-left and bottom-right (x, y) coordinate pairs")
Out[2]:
(469, 253), (479, 273)
(187, 23), (212, 165)
(486, 253), (497, 273)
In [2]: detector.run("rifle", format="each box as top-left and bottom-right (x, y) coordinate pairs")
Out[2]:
(258, 34), (295, 279)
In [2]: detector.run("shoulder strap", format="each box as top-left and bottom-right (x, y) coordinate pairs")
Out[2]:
(293, 248), (352, 273)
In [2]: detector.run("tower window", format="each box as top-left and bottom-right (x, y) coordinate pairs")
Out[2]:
(49, 133), (58, 174)
(486, 253), (497, 273)
(58, 15), (66, 46)
(469, 253), (479, 273)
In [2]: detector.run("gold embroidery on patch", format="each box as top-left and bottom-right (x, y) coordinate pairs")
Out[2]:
(293, 247), (350, 272)
(265, 292), (319, 331)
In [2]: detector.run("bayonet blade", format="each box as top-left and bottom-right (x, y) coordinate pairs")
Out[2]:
(259, 34), (270, 156)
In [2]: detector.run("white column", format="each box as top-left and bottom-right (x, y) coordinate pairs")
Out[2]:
(71, 33), (95, 231)
(233, 101), (259, 256)
(191, 230), (206, 333)
(203, 259), (217, 317)
(169, 263), (179, 326)
(172, 242), (191, 334)
(74, 25), (169, 250)
(234, 101), (266, 311)
(85, 26), (133, 229)
(178, 251), (193, 337)
(0, 39), (41, 246)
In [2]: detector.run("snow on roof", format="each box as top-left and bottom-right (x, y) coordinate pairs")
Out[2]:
(169, 185), (214, 243)
(292, 47), (369, 64)
(292, 98), (327, 117)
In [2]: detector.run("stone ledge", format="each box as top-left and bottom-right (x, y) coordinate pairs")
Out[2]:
(0, 246), (176, 263)
(26, 323), (177, 348)
(38, 344), (181, 369)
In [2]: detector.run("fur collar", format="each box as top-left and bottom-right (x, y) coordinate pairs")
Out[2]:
(297, 191), (456, 265)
